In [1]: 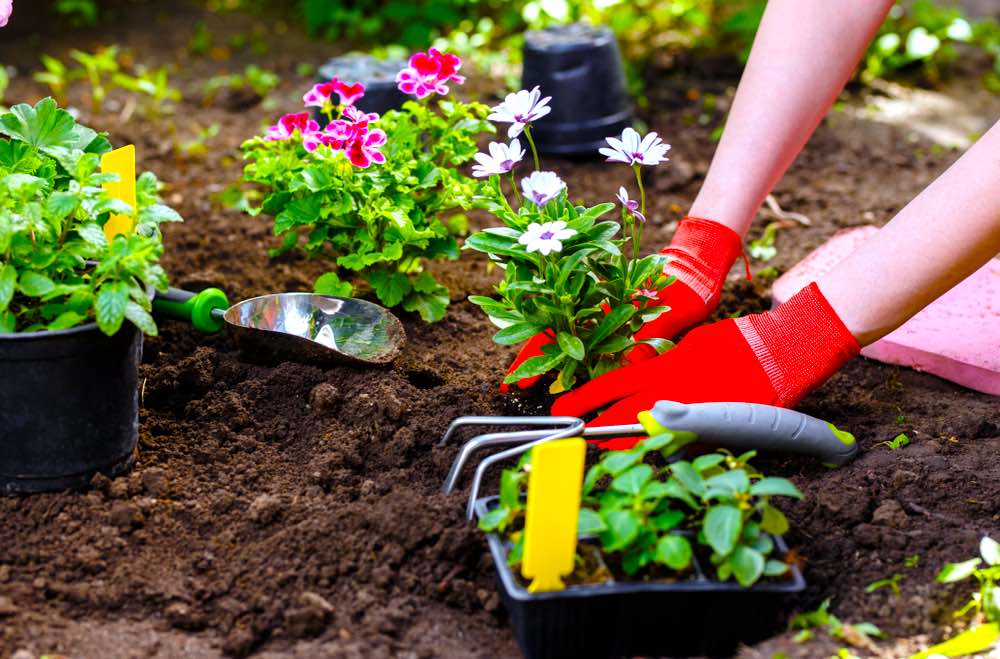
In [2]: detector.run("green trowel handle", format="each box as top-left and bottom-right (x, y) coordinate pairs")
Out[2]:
(153, 287), (230, 333)
(640, 401), (859, 467)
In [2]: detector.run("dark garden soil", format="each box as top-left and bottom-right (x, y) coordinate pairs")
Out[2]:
(2, 3), (1000, 658)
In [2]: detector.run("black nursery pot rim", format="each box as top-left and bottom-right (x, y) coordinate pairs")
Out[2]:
(0, 319), (103, 341)
(475, 496), (806, 602)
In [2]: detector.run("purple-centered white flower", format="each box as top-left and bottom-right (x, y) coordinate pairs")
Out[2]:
(600, 127), (670, 166)
(488, 86), (552, 139)
(520, 171), (565, 207)
(471, 139), (525, 178)
(616, 186), (645, 223)
(518, 221), (576, 256)
(0, 0), (11, 27)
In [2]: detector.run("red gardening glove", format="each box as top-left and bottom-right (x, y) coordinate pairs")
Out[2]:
(501, 217), (744, 392)
(551, 282), (860, 450)
(628, 216), (746, 363)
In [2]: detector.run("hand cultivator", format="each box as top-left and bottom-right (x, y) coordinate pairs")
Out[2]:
(441, 400), (858, 519)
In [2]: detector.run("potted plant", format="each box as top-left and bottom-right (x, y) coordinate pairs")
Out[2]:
(477, 433), (806, 659)
(465, 86), (672, 392)
(0, 98), (182, 494)
(521, 23), (633, 155)
(241, 48), (493, 322)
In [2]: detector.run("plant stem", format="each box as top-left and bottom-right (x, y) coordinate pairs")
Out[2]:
(632, 165), (645, 265)
(493, 176), (515, 215)
(523, 125), (541, 171)
(633, 165), (646, 217)
(509, 171), (522, 206)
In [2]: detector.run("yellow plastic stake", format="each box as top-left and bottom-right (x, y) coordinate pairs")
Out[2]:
(101, 145), (136, 242)
(521, 438), (586, 593)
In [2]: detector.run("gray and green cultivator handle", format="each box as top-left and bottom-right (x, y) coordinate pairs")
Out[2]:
(639, 400), (858, 467)
(152, 287), (230, 334)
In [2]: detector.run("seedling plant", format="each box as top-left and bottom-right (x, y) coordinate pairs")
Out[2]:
(241, 48), (492, 321)
(466, 92), (676, 391)
(0, 98), (181, 335)
(480, 431), (804, 587)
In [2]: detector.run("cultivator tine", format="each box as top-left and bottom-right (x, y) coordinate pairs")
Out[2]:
(439, 415), (584, 447)
(464, 418), (585, 521)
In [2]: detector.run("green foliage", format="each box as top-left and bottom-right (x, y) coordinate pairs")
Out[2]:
(241, 98), (492, 322)
(480, 435), (802, 587)
(203, 65), (281, 105)
(33, 47), (181, 116)
(880, 432), (910, 450)
(0, 98), (181, 335)
(865, 573), (902, 597)
(468, 163), (673, 390)
(790, 599), (885, 646)
(55, 0), (99, 26)
(937, 536), (1000, 624)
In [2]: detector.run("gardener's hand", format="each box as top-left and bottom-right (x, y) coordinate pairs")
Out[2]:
(501, 216), (744, 391)
(551, 282), (860, 449)
(627, 216), (746, 363)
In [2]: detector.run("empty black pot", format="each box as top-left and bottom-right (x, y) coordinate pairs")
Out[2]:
(522, 23), (632, 156)
(0, 322), (142, 495)
(315, 55), (408, 118)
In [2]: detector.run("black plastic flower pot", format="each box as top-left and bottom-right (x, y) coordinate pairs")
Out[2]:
(475, 497), (805, 659)
(0, 322), (142, 495)
(521, 23), (633, 156)
(315, 55), (409, 118)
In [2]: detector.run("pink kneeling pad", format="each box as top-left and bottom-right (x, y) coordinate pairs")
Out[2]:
(772, 226), (1000, 396)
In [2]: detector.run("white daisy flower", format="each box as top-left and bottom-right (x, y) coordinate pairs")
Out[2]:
(488, 86), (552, 138)
(518, 221), (576, 256)
(471, 139), (526, 178)
(599, 127), (670, 166)
(520, 171), (566, 207)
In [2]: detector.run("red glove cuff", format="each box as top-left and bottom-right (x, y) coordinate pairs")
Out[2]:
(735, 282), (860, 407)
(660, 217), (744, 305)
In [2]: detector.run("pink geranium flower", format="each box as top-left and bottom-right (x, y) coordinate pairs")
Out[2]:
(0, 0), (11, 27)
(345, 129), (387, 168)
(266, 112), (319, 140)
(303, 78), (366, 109)
(396, 48), (465, 99)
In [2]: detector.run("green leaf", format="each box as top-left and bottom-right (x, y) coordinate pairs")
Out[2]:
(650, 509), (684, 532)
(750, 477), (804, 499)
(494, 322), (546, 346)
(981, 537), (1000, 566)
(47, 191), (79, 219)
(655, 535), (693, 570)
(503, 351), (565, 384)
(556, 332), (585, 361)
(367, 270), (412, 307)
(937, 558), (982, 583)
(95, 281), (129, 336)
(499, 469), (521, 509)
(577, 508), (606, 536)
(124, 301), (157, 336)
(47, 311), (87, 331)
(587, 304), (635, 348)
(599, 509), (640, 552)
(0, 264), (16, 310)
(730, 545), (766, 586)
(704, 505), (743, 556)
(0, 97), (99, 155)
(76, 223), (108, 249)
(18, 271), (55, 297)
(138, 204), (183, 225)
(691, 454), (725, 473)
(611, 464), (653, 496)
(0, 310), (14, 333)
(760, 504), (790, 536)
(704, 469), (750, 498)
(313, 272), (354, 297)
(669, 461), (705, 497)
(601, 450), (642, 476)
(403, 286), (450, 323)
(478, 507), (510, 532)
(911, 624), (999, 659)
(764, 559), (789, 577)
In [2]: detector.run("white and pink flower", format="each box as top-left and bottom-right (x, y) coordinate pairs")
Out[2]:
(265, 112), (322, 151)
(471, 139), (525, 178)
(518, 221), (576, 256)
(600, 127), (670, 167)
(396, 48), (465, 99)
(520, 171), (565, 207)
(345, 129), (387, 168)
(0, 0), (12, 27)
(488, 86), (552, 139)
(616, 186), (645, 223)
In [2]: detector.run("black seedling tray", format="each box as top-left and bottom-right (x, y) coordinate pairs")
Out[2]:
(475, 497), (805, 659)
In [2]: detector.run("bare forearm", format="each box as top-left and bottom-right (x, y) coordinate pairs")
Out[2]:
(819, 119), (1000, 345)
(689, 0), (894, 236)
